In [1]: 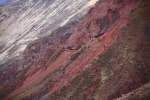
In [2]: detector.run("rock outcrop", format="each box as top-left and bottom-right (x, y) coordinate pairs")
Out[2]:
(0, 0), (150, 100)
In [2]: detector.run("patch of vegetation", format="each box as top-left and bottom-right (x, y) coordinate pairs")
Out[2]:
(0, 88), (7, 100)
(50, 50), (62, 62)
(89, 41), (121, 85)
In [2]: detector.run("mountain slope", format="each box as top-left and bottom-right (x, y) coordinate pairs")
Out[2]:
(0, 0), (150, 100)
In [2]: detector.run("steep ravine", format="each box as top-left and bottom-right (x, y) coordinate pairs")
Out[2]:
(0, 0), (150, 100)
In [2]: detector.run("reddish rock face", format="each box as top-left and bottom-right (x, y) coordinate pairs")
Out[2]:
(0, 0), (150, 100)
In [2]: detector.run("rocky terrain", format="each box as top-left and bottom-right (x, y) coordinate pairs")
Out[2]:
(0, 0), (98, 65)
(0, 0), (150, 100)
